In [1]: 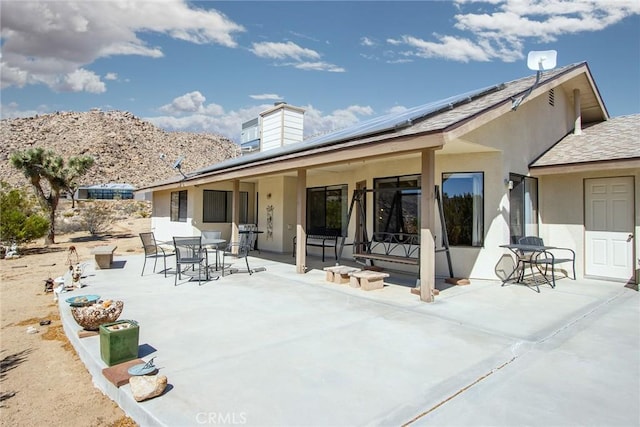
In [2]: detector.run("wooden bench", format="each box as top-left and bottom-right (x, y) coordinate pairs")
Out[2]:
(293, 229), (340, 262)
(349, 270), (390, 291)
(323, 265), (360, 284)
(353, 232), (420, 267)
(91, 245), (117, 269)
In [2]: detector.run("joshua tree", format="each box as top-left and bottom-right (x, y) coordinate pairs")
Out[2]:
(10, 148), (94, 244)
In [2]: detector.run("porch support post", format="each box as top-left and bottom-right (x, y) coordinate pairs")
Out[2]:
(420, 149), (436, 303)
(231, 179), (240, 254)
(296, 168), (307, 274)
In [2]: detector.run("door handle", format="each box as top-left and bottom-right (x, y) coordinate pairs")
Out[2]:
(627, 234), (634, 242)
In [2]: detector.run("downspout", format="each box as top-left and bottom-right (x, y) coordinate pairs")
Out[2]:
(573, 88), (582, 135)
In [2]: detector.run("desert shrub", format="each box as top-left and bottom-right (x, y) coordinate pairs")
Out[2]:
(80, 201), (114, 235)
(0, 183), (49, 244)
(55, 217), (85, 234)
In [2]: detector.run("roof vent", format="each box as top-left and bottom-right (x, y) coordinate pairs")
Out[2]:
(548, 89), (555, 107)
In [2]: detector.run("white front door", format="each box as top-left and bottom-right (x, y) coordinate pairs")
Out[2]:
(585, 177), (635, 281)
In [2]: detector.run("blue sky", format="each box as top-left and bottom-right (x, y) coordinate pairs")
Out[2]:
(1, 0), (639, 143)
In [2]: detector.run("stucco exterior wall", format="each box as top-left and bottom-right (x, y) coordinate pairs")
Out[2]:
(256, 177), (287, 253)
(151, 182), (256, 243)
(538, 168), (639, 282)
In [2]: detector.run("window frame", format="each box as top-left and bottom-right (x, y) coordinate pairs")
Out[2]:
(202, 190), (249, 223)
(306, 184), (348, 236)
(373, 174), (421, 236)
(441, 171), (484, 247)
(170, 190), (188, 222)
(508, 173), (538, 243)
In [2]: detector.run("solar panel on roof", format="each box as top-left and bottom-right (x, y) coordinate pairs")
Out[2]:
(302, 83), (504, 146)
(190, 83), (504, 177)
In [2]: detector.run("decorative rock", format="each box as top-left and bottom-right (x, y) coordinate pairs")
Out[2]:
(130, 374), (167, 402)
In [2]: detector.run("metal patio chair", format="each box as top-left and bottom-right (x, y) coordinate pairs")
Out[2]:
(518, 236), (576, 288)
(221, 233), (253, 277)
(173, 236), (208, 286)
(140, 232), (174, 277)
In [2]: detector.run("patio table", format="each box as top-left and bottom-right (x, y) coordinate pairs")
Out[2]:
(203, 239), (226, 271)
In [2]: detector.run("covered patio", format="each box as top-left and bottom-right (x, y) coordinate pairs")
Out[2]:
(59, 251), (639, 426)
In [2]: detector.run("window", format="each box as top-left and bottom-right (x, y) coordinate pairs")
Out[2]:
(203, 190), (248, 223)
(509, 174), (538, 243)
(442, 172), (484, 246)
(307, 185), (348, 235)
(170, 190), (187, 222)
(373, 174), (420, 235)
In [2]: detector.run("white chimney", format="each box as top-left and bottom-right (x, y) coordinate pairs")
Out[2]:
(573, 88), (582, 135)
(259, 103), (305, 152)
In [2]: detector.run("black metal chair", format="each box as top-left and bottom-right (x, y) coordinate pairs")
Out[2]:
(518, 236), (576, 288)
(173, 236), (208, 286)
(221, 233), (253, 277)
(140, 232), (174, 277)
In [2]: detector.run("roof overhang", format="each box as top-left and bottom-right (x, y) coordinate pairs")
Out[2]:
(444, 63), (607, 142)
(139, 132), (445, 193)
(530, 158), (640, 176)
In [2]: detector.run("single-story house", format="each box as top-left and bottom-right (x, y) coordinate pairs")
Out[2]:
(138, 61), (639, 301)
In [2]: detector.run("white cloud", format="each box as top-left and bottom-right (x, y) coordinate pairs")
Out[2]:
(361, 37), (376, 47)
(57, 69), (106, 93)
(250, 94), (283, 100)
(250, 41), (321, 61)
(104, 73), (118, 81)
(384, 0), (640, 63)
(0, 102), (50, 119)
(399, 34), (494, 62)
(0, 0), (245, 92)
(250, 41), (345, 72)
(159, 91), (224, 116)
(294, 62), (346, 73)
(387, 105), (409, 115)
(302, 105), (374, 138)
(147, 96), (374, 143)
(147, 103), (270, 141)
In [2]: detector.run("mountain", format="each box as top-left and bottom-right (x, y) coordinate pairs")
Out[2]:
(0, 110), (239, 189)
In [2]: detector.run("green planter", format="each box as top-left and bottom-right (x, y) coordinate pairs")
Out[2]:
(99, 320), (139, 367)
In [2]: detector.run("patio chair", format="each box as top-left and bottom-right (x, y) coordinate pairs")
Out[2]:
(518, 236), (576, 287)
(173, 236), (208, 286)
(140, 232), (174, 277)
(221, 236), (253, 277)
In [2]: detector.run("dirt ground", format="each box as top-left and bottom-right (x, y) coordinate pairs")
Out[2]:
(0, 216), (150, 426)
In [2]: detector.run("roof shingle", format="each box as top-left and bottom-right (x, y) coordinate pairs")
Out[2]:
(531, 114), (640, 167)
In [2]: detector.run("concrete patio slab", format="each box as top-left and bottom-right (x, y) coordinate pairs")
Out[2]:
(59, 253), (639, 426)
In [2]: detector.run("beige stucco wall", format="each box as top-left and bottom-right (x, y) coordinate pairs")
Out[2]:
(538, 168), (639, 282)
(151, 182), (256, 244)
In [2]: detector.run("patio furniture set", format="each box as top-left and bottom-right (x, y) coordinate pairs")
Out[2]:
(139, 230), (260, 285)
(500, 236), (576, 292)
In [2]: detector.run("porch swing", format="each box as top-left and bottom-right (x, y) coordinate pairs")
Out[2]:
(337, 185), (454, 279)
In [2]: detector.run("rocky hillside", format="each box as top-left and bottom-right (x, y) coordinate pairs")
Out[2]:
(0, 110), (239, 188)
